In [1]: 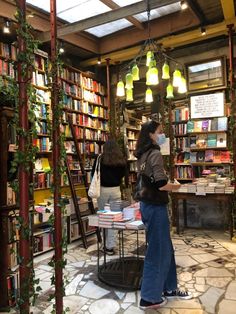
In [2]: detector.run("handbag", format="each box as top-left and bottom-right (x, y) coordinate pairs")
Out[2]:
(133, 150), (168, 204)
(88, 155), (101, 199)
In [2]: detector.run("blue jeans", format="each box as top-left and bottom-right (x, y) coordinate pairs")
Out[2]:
(140, 202), (177, 303)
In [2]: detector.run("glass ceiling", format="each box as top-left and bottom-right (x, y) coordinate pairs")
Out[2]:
(26, 0), (181, 37)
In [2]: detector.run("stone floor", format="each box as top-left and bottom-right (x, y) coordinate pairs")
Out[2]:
(2, 229), (236, 314)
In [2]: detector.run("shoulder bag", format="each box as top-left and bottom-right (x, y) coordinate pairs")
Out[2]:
(88, 155), (101, 199)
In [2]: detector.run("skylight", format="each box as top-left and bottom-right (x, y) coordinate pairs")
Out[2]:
(86, 19), (133, 37)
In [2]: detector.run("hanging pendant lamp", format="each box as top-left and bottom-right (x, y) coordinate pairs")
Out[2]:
(145, 87), (153, 102)
(178, 76), (187, 94)
(125, 72), (133, 89)
(116, 80), (125, 97)
(173, 69), (182, 87)
(126, 88), (133, 102)
(131, 64), (140, 81)
(166, 83), (174, 99)
(162, 62), (170, 79)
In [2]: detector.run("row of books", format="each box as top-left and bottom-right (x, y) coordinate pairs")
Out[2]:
(175, 137), (189, 152)
(82, 76), (105, 95)
(33, 230), (54, 253)
(7, 183), (16, 205)
(33, 137), (51, 152)
(34, 205), (53, 224)
(176, 150), (231, 163)
(0, 60), (16, 78)
(67, 113), (109, 131)
(63, 100), (109, 119)
(190, 133), (227, 148)
(187, 117), (227, 132)
(32, 71), (49, 87)
(34, 172), (68, 189)
(34, 103), (51, 120)
(7, 273), (18, 306)
(36, 90), (51, 103)
(60, 68), (82, 84)
(65, 141), (101, 155)
(127, 130), (139, 140)
(7, 215), (19, 242)
(175, 166), (193, 179)
(34, 54), (47, 72)
(173, 123), (188, 135)
(0, 42), (17, 60)
(83, 89), (107, 106)
(173, 107), (189, 122)
(7, 242), (18, 270)
(36, 121), (48, 135)
(62, 81), (82, 98)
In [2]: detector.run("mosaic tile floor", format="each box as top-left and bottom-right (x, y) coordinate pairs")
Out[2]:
(2, 230), (236, 314)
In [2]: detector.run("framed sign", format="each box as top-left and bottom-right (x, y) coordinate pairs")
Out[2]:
(186, 57), (226, 93)
(190, 92), (224, 119)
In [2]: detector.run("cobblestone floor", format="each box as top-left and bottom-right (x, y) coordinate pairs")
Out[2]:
(3, 229), (236, 314)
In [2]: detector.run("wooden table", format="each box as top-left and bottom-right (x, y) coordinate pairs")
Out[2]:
(172, 192), (234, 239)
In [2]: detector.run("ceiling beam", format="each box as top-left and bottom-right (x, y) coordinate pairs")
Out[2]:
(187, 0), (207, 25)
(99, 8), (198, 54)
(220, 0), (235, 20)
(99, 0), (144, 30)
(80, 17), (236, 67)
(38, 0), (179, 42)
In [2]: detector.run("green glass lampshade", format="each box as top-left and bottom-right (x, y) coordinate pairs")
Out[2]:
(178, 76), (187, 94)
(131, 64), (140, 81)
(125, 72), (133, 89)
(173, 69), (182, 87)
(146, 50), (154, 67)
(162, 62), (170, 79)
(149, 59), (156, 68)
(145, 87), (153, 103)
(126, 88), (133, 102)
(116, 80), (125, 97)
(146, 67), (159, 85)
(166, 83), (174, 99)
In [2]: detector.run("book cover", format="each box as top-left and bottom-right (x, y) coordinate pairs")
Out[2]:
(202, 120), (209, 131)
(196, 151), (205, 162)
(211, 118), (218, 130)
(205, 150), (214, 162)
(187, 120), (194, 133)
(207, 134), (217, 147)
(216, 133), (227, 147)
(194, 121), (202, 132)
(184, 152), (190, 163)
(217, 117), (228, 131)
(213, 151), (221, 162)
(220, 151), (231, 163)
(190, 136), (197, 148)
(190, 152), (197, 163)
(196, 134), (207, 148)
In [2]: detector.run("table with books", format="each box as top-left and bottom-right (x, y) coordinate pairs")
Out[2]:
(172, 178), (234, 239)
(88, 202), (145, 290)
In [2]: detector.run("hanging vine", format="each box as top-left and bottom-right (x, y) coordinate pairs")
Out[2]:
(9, 7), (43, 311)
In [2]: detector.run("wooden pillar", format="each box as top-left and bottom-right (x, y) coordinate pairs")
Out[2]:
(50, 0), (63, 312)
(106, 58), (113, 137)
(16, 1), (31, 312)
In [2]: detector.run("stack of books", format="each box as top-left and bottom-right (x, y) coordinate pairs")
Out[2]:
(98, 211), (123, 228)
(113, 217), (133, 229)
(126, 220), (144, 230)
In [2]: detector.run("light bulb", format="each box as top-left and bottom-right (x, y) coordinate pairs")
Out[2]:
(178, 76), (187, 94)
(173, 69), (182, 87)
(116, 80), (125, 97)
(146, 51), (154, 67)
(162, 62), (170, 79)
(166, 83), (174, 99)
(181, 1), (188, 10)
(3, 21), (10, 34)
(146, 67), (159, 85)
(125, 72), (133, 89)
(145, 88), (153, 103)
(131, 64), (140, 81)
(126, 88), (133, 102)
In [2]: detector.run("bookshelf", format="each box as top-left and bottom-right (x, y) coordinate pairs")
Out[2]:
(173, 96), (232, 182)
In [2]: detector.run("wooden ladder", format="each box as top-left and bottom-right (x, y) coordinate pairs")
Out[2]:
(65, 113), (101, 248)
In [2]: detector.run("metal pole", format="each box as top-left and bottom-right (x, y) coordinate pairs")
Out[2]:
(106, 58), (112, 136)
(16, 0), (30, 312)
(50, 0), (63, 312)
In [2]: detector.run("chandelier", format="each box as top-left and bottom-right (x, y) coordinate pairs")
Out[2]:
(116, 1), (187, 103)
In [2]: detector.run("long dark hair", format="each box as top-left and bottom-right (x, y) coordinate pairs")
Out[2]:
(102, 139), (126, 166)
(135, 120), (160, 159)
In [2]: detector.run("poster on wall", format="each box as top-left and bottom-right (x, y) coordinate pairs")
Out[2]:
(190, 92), (224, 119)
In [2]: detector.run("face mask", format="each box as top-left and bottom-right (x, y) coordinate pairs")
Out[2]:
(157, 133), (166, 145)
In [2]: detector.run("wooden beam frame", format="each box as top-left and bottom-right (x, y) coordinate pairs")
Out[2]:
(187, 0), (207, 25)
(220, 0), (235, 20)
(38, 0), (179, 42)
(99, 0), (144, 30)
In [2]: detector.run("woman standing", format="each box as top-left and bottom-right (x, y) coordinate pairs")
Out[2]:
(135, 120), (192, 310)
(92, 139), (127, 255)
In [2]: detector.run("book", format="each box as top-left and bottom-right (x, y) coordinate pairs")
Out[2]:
(213, 151), (221, 162)
(194, 121), (202, 132)
(196, 134), (207, 148)
(190, 136), (197, 148)
(207, 134), (217, 147)
(205, 150), (214, 162)
(190, 152), (197, 163)
(202, 120), (209, 131)
(216, 133), (227, 147)
(220, 151), (231, 163)
(125, 220), (144, 229)
(211, 118), (218, 131)
(217, 117), (227, 131)
(196, 151), (205, 162)
(187, 120), (194, 133)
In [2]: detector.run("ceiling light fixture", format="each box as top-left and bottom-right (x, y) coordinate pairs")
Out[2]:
(180, 1), (188, 10)
(97, 56), (101, 65)
(116, 0), (187, 103)
(59, 42), (65, 54)
(3, 20), (10, 34)
(201, 27), (206, 36)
